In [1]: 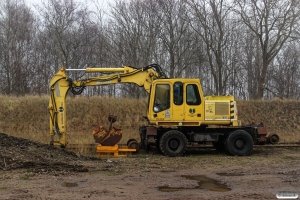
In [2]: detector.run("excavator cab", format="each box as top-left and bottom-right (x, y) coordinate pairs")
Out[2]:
(147, 79), (205, 126)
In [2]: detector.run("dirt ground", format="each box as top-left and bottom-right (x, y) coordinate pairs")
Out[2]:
(0, 132), (299, 200)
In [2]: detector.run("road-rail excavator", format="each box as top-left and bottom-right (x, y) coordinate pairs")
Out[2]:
(48, 64), (279, 156)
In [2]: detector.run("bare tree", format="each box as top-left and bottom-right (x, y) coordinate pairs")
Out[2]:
(231, 21), (262, 100)
(234, 0), (300, 99)
(36, 0), (96, 71)
(0, 0), (37, 95)
(267, 43), (300, 99)
(187, 0), (235, 95)
(108, 0), (163, 98)
(108, 0), (163, 66)
(156, 0), (200, 78)
(34, 0), (108, 96)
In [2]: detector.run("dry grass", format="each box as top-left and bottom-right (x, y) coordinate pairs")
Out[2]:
(0, 95), (49, 143)
(237, 99), (300, 142)
(0, 95), (147, 144)
(0, 95), (299, 145)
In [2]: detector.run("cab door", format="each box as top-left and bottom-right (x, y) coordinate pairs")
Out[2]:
(172, 82), (184, 121)
(184, 83), (204, 122)
(149, 82), (172, 121)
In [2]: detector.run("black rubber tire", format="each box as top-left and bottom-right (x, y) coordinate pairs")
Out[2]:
(226, 130), (253, 156)
(155, 137), (162, 153)
(127, 139), (140, 152)
(268, 134), (279, 144)
(159, 130), (187, 157)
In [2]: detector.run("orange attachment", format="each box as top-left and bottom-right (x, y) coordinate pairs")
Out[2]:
(96, 144), (136, 157)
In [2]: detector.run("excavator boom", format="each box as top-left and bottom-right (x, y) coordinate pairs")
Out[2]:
(48, 64), (165, 147)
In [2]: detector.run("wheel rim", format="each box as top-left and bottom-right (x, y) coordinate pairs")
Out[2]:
(168, 138), (180, 150)
(270, 135), (279, 144)
(234, 138), (245, 149)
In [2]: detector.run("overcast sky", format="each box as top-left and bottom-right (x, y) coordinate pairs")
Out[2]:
(25, 0), (111, 12)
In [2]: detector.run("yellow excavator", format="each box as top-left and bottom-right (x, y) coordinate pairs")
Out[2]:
(48, 64), (279, 156)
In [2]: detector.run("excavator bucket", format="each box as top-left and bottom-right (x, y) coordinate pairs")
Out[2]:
(92, 115), (122, 146)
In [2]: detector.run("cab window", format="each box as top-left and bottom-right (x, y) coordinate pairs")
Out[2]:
(153, 84), (170, 112)
(186, 84), (201, 105)
(174, 82), (183, 105)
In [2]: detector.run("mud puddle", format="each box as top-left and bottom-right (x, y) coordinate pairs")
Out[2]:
(158, 175), (231, 192)
(216, 173), (244, 176)
(61, 182), (78, 187)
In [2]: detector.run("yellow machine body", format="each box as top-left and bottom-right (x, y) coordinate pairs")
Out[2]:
(146, 79), (238, 127)
(48, 64), (239, 148)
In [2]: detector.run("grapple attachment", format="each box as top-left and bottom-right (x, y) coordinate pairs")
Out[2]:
(92, 115), (122, 146)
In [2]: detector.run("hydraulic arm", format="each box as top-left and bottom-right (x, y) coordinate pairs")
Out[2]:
(48, 64), (165, 147)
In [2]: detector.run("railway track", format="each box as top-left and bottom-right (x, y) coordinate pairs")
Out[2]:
(254, 142), (300, 148)
(66, 142), (300, 153)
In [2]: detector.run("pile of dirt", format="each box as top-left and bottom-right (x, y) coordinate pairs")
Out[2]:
(0, 133), (93, 173)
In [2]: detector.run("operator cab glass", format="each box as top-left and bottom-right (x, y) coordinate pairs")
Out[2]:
(174, 82), (183, 105)
(153, 84), (170, 112)
(186, 84), (201, 105)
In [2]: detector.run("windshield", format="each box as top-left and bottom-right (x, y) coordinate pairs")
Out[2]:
(153, 84), (170, 112)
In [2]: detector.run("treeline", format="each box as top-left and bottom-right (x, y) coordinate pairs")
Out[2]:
(0, 0), (300, 100)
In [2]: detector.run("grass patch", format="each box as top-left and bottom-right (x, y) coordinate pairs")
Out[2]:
(20, 172), (35, 180)
(0, 95), (299, 145)
(0, 185), (6, 189)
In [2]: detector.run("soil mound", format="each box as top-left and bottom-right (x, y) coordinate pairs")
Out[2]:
(0, 133), (91, 173)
